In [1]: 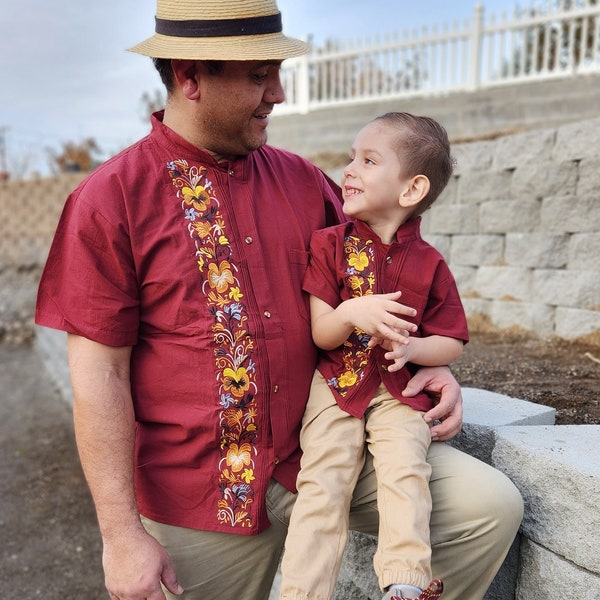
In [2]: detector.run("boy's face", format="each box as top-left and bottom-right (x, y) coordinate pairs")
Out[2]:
(341, 121), (411, 225)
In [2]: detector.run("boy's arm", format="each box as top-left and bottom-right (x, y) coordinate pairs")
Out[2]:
(309, 292), (417, 350)
(384, 334), (464, 373)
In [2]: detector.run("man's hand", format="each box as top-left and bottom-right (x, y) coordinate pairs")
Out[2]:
(402, 365), (463, 441)
(104, 528), (183, 600)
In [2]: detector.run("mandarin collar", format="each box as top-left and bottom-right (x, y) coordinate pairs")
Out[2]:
(352, 216), (422, 246)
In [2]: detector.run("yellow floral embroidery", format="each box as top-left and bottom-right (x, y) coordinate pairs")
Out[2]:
(327, 236), (376, 398)
(168, 159), (257, 529)
(348, 249), (369, 271)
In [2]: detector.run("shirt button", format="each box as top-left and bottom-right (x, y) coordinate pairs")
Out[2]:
(274, 457), (280, 465)
(381, 364), (388, 371)
(273, 385), (279, 393)
(245, 236), (253, 244)
(386, 256), (393, 264)
(264, 311), (271, 318)
(228, 169), (235, 176)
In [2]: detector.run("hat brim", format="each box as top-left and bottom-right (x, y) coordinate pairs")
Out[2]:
(128, 32), (309, 61)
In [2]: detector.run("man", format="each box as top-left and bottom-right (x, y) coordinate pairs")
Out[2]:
(35, 1), (523, 599)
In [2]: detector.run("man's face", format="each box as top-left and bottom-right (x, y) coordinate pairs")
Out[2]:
(196, 60), (285, 160)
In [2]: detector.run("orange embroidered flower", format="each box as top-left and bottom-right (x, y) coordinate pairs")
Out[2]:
(182, 184), (211, 211)
(208, 261), (235, 293)
(192, 220), (212, 238)
(226, 443), (253, 472)
(347, 275), (365, 292)
(223, 367), (250, 398)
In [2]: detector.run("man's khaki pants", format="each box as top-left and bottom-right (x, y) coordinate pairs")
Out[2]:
(143, 391), (523, 600)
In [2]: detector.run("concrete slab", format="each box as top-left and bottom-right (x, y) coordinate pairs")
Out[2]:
(493, 425), (600, 574)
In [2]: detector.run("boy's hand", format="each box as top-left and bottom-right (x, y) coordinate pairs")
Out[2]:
(346, 291), (416, 343)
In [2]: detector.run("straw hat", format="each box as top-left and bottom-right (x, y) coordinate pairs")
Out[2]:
(129, 0), (309, 60)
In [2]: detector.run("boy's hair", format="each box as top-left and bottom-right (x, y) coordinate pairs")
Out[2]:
(374, 112), (454, 215)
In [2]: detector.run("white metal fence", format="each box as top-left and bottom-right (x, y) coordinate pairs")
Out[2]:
(277, 1), (600, 114)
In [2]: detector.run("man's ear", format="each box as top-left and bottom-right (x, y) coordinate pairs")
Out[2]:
(399, 174), (430, 208)
(171, 60), (201, 100)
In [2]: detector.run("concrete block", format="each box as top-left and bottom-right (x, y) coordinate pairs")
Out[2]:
(577, 158), (600, 197)
(554, 307), (600, 340)
(474, 266), (533, 302)
(450, 234), (504, 266)
(452, 141), (494, 174)
(516, 538), (600, 600)
(504, 233), (568, 269)
(428, 204), (479, 234)
(450, 389), (556, 464)
(492, 425), (600, 573)
(451, 265), (478, 293)
(553, 117), (600, 162)
(479, 199), (541, 234)
(492, 128), (555, 170)
(420, 209), (432, 233)
(421, 233), (451, 260)
(567, 233), (600, 271)
(541, 196), (600, 233)
(457, 170), (513, 204)
(510, 160), (577, 200)
(489, 300), (555, 337)
(532, 269), (600, 309)
(435, 175), (458, 206)
(462, 299), (493, 325)
(462, 389), (557, 427)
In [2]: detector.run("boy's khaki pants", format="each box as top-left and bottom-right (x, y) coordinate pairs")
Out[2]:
(280, 374), (434, 598)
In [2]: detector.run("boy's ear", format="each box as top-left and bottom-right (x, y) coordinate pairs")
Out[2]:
(399, 174), (430, 208)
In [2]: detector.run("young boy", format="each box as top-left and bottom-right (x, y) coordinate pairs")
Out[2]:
(279, 113), (468, 600)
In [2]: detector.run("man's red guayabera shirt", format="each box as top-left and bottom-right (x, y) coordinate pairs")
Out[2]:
(36, 112), (343, 535)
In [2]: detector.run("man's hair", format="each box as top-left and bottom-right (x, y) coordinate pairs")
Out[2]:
(374, 112), (454, 215)
(152, 58), (225, 94)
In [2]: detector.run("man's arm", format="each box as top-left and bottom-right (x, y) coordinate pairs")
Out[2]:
(67, 334), (182, 599)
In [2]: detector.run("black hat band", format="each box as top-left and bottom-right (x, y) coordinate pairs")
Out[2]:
(155, 12), (282, 38)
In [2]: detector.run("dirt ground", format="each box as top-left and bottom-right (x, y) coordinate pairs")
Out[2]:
(1, 330), (599, 599)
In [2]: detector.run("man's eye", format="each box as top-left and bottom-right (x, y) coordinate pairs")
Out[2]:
(253, 73), (268, 82)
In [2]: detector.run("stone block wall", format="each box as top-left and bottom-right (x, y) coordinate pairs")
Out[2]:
(438, 118), (600, 339)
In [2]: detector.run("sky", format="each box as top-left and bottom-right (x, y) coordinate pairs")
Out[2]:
(0, 1), (518, 176)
